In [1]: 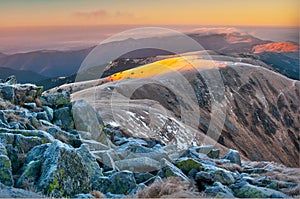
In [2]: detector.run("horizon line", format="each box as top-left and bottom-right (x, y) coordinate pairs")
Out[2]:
(0, 24), (299, 29)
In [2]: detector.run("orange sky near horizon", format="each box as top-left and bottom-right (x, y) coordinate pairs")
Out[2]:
(0, 0), (299, 28)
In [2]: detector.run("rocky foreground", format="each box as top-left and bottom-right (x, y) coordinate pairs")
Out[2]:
(0, 76), (299, 198)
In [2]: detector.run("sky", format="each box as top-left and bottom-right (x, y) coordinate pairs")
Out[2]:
(0, 0), (299, 54)
(0, 0), (299, 27)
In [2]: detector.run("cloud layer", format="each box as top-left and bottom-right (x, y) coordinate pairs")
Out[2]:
(73, 9), (134, 20)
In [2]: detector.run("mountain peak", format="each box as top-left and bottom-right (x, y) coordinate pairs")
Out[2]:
(252, 41), (299, 53)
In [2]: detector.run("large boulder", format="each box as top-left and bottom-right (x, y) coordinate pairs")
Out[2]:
(105, 171), (136, 194)
(224, 149), (241, 166)
(37, 141), (91, 197)
(159, 158), (190, 182)
(174, 157), (202, 174)
(53, 106), (74, 131)
(115, 157), (161, 172)
(72, 100), (108, 145)
(212, 169), (235, 185)
(196, 168), (235, 186)
(76, 144), (103, 180)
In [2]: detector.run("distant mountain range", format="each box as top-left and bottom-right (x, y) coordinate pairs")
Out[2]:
(0, 48), (93, 77)
(0, 67), (46, 83)
(0, 31), (298, 89)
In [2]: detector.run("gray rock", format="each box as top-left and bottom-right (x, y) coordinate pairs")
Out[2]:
(76, 144), (103, 181)
(143, 176), (163, 186)
(115, 157), (161, 172)
(43, 106), (53, 121)
(91, 176), (111, 193)
(0, 143), (13, 186)
(72, 100), (108, 145)
(195, 171), (214, 184)
(4, 75), (17, 85)
(0, 121), (9, 129)
(41, 92), (70, 107)
(14, 84), (43, 104)
(196, 145), (214, 154)
(81, 139), (110, 151)
(134, 172), (155, 184)
(23, 103), (37, 109)
(0, 143), (7, 155)
(9, 122), (26, 130)
(72, 193), (94, 198)
(0, 111), (8, 125)
(174, 157), (202, 174)
(37, 141), (91, 197)
(0, 182), (43, 198)
(129, 183), (147, 196)
(207, 148), (220, 159)
(159, 158), (190, 182)
(241, 176), (298, 191)
(115, 137), (148, 147)
(180, 146), (210, 162)
(53, 106), (74, 131)
(16, 160), (41, 189)
(103, 170), (117, 177)
(0, 128), (55, 147)
(0, 86), (15, 103)
(196, 168), (235, 186)
(230, 181), (290, 198)
(93, 150), (117, 171)
(187, 168), (198, 178)
(26, 144), (51, 163)
(47, 127), (82, 148)
(103, 127), (124, 139)
(205, 182), (235, 198)
(36, 112), (49, 121)
(106, 171), (136, 194)
(211, 169), (236, 185)
(105, 193), (126, 198)
(224, 149), (241, 166)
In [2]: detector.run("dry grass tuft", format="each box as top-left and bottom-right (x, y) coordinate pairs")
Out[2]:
(282, 184), (300, 196)
(245, 161), (300, 184)
(91, 191), (105, 198)
(264, 167), (300, 184)
(6, 112), (30, 125)
(35, 98), (42, 107)
(0, 99), (14, 110)
(55, 133), (69, 144)
(137, 177), (205, 198)
(217, 163), (243, 173)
